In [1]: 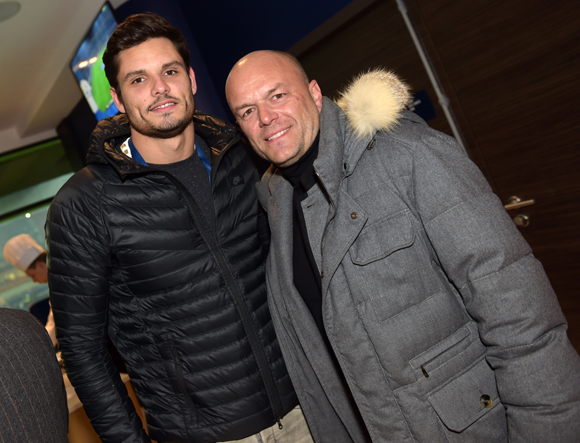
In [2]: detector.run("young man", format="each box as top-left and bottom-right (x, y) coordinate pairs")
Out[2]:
(225, 50), (580, 442)
(46, 17), (309, 443)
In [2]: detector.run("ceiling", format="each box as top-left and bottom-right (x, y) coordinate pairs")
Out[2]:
(0, 0), (127, 156)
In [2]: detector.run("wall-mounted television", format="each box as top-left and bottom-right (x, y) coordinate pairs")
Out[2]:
(70, 2), (119, 121)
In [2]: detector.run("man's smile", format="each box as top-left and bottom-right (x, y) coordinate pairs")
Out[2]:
(150, 99), (178, 112)
(266, 127), (290, 141)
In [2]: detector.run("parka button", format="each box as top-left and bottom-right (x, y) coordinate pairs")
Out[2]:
(320, 271), (324, 278)
(480, 394), (492, 408)
(351, 212), (358, 219)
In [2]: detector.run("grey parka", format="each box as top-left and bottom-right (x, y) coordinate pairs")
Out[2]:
(257, 71), (580, 442)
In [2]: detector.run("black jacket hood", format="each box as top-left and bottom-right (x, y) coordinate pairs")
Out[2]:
(86, 111), (242, 177)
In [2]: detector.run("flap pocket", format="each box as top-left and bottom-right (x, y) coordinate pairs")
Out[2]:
(410, 324), (471, 377)
(428, 358), (501, 432)
(350, 212), (415, 265)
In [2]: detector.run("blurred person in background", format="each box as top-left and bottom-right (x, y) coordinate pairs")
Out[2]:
(3, 233), (57, 346)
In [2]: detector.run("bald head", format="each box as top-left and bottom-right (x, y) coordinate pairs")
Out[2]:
(226, 50), (308, 93)
(225, 50), (323, 167)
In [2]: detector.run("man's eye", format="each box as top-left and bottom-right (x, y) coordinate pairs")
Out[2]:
(165, 70), (177, 76)
(131, 77), (144, 84)
(242, 108), (254, 118)
(272, 93), (285, 100)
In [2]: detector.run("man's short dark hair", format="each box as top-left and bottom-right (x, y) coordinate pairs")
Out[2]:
(103, 13), (191, 94)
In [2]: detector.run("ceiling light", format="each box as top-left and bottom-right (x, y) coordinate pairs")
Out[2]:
(0, 1), (20, 23)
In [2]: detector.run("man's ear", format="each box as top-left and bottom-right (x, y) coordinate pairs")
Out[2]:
(110, 87), (125, 113)
(189, 67), (197, 95)
(309, 80), (323, 112)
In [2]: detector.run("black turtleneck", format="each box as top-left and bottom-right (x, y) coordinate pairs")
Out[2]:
(279, 134), (325, 334)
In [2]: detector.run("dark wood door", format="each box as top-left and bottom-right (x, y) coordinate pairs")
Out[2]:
(292, 0), (580, 350)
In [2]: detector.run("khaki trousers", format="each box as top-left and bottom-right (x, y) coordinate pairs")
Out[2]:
(220, 406), (314, 443)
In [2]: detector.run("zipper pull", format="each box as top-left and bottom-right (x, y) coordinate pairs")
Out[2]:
(277, 420), (283, 430)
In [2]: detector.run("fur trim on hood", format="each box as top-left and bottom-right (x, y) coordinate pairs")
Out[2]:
(335, 69), (412, 138)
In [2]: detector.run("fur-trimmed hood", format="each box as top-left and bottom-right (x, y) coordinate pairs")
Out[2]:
(258, 69), (412, 207)
(336, 69), (412, 138)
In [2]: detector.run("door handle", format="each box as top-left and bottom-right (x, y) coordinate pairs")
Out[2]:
(503, 196), (535, 211)
(504, 196), (534, 228)
(512, 214), (530, 228)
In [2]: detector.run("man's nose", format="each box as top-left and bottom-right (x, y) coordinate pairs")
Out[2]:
(258, 106), (277, 126)
(152, 76), (169, 95)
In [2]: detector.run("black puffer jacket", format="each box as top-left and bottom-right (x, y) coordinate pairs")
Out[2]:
(46, 113), (297, 443)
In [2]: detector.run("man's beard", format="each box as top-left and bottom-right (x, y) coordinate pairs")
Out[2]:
(124, 92), (195, 140)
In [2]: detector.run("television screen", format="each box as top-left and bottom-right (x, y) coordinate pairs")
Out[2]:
(70, 2), (119, 121)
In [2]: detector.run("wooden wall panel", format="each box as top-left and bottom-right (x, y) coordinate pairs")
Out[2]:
(292, 0), (453, 136)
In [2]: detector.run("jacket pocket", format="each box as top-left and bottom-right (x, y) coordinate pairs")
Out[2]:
(350, 211), (415, 265)
(428, 357), (505, 433)
(410, 324), (472, 380)
(158, 338), (198, 428)
(348, 211), (440, 319)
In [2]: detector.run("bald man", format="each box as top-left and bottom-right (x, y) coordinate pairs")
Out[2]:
(225, 50), (580, 443)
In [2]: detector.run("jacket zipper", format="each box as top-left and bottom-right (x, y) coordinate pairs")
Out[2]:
(106, 131), (285, 425)
(162, 154), (284, 426)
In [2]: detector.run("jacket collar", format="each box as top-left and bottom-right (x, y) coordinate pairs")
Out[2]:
(86, 112), (241, 179)
(313, 97), (369, 205)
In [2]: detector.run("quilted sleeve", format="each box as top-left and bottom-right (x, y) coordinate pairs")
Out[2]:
(46, 168), (150, 443)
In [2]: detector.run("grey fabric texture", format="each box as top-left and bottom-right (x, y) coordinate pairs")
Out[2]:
(257, 97), (580, 442)
(0, 308), (68, 442)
